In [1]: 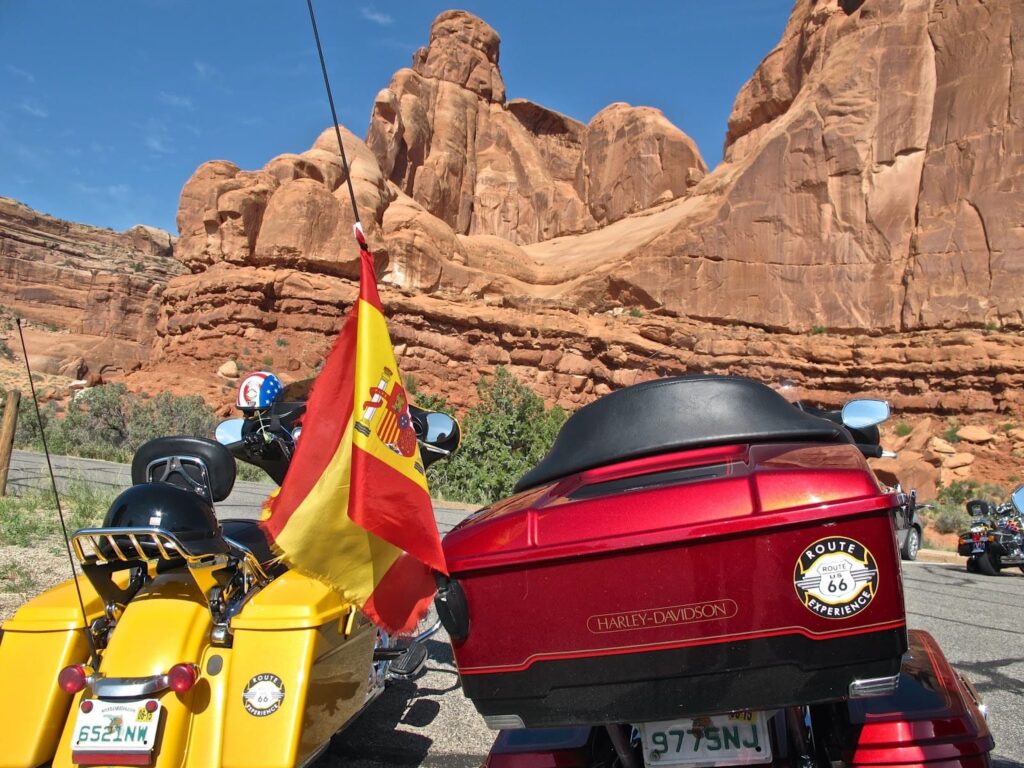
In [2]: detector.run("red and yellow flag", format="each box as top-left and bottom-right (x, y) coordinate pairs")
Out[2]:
(260, 231), (447, 634)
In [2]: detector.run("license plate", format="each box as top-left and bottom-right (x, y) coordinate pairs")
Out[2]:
(72, 698), (161, 760)
(972, 544), (986, 553)
(639, 711), (773, 767)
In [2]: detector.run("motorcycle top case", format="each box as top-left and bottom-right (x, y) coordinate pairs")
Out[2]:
(438, 376), (908, 728)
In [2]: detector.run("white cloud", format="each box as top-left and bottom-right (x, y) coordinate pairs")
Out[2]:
(143, 119), (174, 155)
(6, 64), (35, 83)
(19, 100), (48, 118)
(73, 182), (133, 201)
(13, 142), (51, 165)
(193, 60), (215, 79)
(145, 134), (173, 154)
(158, 91), (193, 110)
(360, 6), (393, 25)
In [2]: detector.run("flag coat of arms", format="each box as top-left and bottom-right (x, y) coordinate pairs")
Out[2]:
(261, 237), (447, 634)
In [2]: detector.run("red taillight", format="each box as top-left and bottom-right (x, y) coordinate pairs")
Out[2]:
(145, 699), (159, 713)
(167, 663), (198, 693)
(58, 665), (88, 694)
(80, 699), (94, 713)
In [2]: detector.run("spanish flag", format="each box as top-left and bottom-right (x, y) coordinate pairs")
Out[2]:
(261, 228), (447, 634)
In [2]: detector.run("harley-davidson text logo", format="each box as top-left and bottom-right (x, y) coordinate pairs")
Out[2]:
(242, 673), (285, 717)
(794, 536), (879, 619)
(587, 599), (738, 634)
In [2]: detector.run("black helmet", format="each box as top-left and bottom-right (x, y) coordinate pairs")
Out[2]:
(102, 482), (229, 557)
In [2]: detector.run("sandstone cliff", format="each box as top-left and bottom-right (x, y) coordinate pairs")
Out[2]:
(365, 11), (706, 246)
(0, 196), (182, 377)
(4, 2), (1022, 426)
(155, 2), (1024, 418)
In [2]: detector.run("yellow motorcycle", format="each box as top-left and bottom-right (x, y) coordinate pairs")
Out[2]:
(0, 377), (460, 768)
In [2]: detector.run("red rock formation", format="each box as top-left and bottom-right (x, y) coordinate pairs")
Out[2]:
(366, 11), (705, 245)
(579, 0), (1024, 332)
(153, 2), (1024, 421)
(0, 196), (181, 376)
(7, 3), (1022, 431)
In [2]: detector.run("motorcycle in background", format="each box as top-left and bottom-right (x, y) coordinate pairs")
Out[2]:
(958, 486), (1024, 575)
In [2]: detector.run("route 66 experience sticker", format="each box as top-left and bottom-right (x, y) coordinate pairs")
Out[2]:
(794, 536), (878, 619)
(242, 673), (285, 717)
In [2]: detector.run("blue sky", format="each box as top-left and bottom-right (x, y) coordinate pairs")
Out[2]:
(0, 1), (789, 234)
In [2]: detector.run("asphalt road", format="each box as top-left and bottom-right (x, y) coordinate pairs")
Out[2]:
(901, 560), (1024, 768)
(313, 560), (1024, 768)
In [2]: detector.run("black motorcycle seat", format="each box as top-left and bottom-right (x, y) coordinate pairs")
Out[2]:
(221, 519), (284, 574)
(514, 375), (850, 493)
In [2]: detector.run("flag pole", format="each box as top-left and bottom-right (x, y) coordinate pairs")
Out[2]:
(305, 0), (365, 242)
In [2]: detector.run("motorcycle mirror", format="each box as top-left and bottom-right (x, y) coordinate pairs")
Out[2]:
(215, 418), (245, 446)
(425, 413), (458, 445)
(418, 412), (462, 470)
(1011, 485), (1024, 515)
(841, 399), (890, 429)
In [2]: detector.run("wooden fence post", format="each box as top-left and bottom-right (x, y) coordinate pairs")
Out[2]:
(0, 389), (22, 497)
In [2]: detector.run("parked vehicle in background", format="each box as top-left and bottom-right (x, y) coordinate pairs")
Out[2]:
(893, 486), (924, 561)
(958, 485), (1024, 575)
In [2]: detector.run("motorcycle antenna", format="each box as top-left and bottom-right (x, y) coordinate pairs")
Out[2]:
(15, 319), (97, 660)
(305, 0), (365, 238)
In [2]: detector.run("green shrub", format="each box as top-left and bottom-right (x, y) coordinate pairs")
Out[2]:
(942, 422), (961, 444)
(404, 374), (453, 415)
(7, 385), (215, 464)
(931, 481), (1005, 534)
(427, 367), (567, 506)
(236, 463), (268, 482)
(629, 307), (643, 318)
(810, 325), (827, 335)
(894, 421), (912, 437)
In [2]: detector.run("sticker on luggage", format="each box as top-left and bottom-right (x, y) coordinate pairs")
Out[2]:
(242, 673), (285, 716)
(793, 536), (878, 619)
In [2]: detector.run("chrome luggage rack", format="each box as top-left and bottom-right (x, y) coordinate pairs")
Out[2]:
(71, 526), (271, 645)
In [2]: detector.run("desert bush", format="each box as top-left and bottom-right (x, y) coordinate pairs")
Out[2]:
(7, 385), (215, 464)
(930, 481), (1006, 534)
(427, 367), (567, 506)
(404, 374), (453, 415)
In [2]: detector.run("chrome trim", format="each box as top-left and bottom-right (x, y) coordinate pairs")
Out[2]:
(413, 617), (442, 644)
(145, 454), (213, 502)
(91, 673), (168, 697)
(959, 674), (989, 721)
(849, 674), (900, 699)
(483, 714), (525, 730)
(211, 624), (232, 648)
(71, 526), (272, 624)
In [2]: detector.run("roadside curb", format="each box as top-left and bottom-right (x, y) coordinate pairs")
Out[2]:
(915, 548), (960, 565)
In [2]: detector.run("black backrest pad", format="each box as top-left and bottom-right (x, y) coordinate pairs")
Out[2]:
(132, 436), (237, 503)
(514, 375), (850, 493)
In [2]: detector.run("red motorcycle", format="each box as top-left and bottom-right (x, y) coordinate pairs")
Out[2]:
(435, 376), (993, 768)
